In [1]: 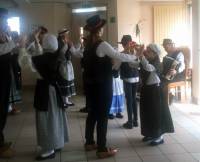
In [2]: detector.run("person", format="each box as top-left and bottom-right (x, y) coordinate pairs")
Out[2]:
(162, 39), (185, 104)
(108, 69), (124, 119)
(139, 43), (174, 146)
(0, 8), (16, 158)
(8, 31), (22, 115)
(80, 37), (90, 113)
(118, 35), (140, 129)
(19, 34), (69, 161)
(57, 28), (78, 107)
(82, 15), (139, 159)
(26, 26), (48, 56)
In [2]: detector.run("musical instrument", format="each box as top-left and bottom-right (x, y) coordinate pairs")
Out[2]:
(163, 56), (180, 80)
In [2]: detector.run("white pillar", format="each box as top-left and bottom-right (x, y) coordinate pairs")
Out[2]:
(192, 0), (200, 104)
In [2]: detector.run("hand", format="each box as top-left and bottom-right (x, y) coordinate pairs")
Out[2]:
(18, 34), (28, 48)
(67, 40), (73, 47)
(34, 29), (41, 43)
(136, 44), (144, 58)
(0, 31), (8, 43)
(169, 69), (177, 76)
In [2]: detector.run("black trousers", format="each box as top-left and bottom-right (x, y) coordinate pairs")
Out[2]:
(0, 54), (11, 147)
(85, 80), (112, 151)
(124, 82), (138, 124)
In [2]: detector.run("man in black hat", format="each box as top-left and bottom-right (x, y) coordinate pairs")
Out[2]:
(0, 8), (16, 158)
(82, 15), (141, 159)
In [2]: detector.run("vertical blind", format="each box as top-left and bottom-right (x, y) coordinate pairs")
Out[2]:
(154, 4), (188, 48)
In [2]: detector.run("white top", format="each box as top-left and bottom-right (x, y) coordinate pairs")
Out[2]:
(140, 56), (160, 85)
(174, 52), (185, 73)
(0, 41), (15, 56)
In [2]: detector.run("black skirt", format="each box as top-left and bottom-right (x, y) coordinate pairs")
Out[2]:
(140, 84), (174, 138)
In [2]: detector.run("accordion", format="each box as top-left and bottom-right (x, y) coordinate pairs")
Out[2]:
(163, 56), (180, 81)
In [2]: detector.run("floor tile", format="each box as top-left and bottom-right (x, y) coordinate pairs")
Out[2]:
(61, 151), (87, 162)
(165, 153), (197, 162)
(141, 155), (170, 162)
(159, 143), (187, 154)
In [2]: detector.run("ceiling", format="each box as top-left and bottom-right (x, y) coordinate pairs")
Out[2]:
(0, 0), (184, 8)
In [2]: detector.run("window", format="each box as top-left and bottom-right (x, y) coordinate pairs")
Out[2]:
(7, 17), (20, 34)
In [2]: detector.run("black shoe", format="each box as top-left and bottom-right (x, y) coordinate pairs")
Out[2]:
(108, 114), (115, 119)
(142, 136), (154, 142)
(35, 152), (55, 161)
(123, 122), (133, 129)
(150, 139), (164, 146)
(133, 121), (138, 127)
(116, 113), (123, 119)
(63, 103), (68, 109)
(79, 107), (88, 113)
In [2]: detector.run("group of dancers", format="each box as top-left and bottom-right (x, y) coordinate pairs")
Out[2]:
(0, 8), (186, 160)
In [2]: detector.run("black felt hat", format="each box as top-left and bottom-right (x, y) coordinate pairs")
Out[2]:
(84, 15), (106, 32)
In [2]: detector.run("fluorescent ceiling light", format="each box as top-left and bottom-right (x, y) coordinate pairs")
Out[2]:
(72, 6), (107, 13)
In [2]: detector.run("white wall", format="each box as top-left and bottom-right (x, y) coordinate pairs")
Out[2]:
(117, 0), (140, 50)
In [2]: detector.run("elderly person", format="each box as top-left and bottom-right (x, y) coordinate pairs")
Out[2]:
(82, 15), (140, 158)
(20, 34), (69, 161)
(139, 43), (174, 146)
(162, 38), (185, 82)
(162, 38), (185, 104)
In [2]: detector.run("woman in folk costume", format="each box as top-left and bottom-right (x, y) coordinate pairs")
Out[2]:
(82, 15), (140, 158)
(108, 70), (124, 119)
(19, 34), (69, 160)
(57, 28), (79, 107)
(139, 43), (174, 146)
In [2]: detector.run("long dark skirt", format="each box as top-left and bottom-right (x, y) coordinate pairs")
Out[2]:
(140, 84), (174, 138)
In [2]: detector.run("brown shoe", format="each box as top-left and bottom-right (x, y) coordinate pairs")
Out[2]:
(0, 147), (15, 158)
(10, 107), (21, 115)
(96, 148), (118, 159)
(84, 144), (97, 151)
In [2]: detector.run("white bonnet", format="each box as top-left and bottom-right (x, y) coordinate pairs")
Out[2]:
(148, 43), (161, 56)
(42, 34), (58, 52)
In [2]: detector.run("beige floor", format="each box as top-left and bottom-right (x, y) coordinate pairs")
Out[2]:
(1, 89), (200, 162)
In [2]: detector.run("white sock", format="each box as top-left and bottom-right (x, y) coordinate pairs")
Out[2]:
(65, 97), (72, 104)
(41, 150), (54, 157)
(8, 104), (12, 112)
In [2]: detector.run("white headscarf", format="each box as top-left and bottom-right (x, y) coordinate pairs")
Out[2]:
(42, 34), (58, 53)
(148, 43), (161, 56)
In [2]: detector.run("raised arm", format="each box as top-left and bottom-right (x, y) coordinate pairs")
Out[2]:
(70, 44), (83, 58)
(140, 56), (156, 72)
(96, 41), (137, 62)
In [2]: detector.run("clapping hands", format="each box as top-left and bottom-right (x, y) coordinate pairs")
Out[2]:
(135, 44), (145, 58)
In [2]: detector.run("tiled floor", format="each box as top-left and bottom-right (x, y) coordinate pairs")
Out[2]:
(2, 89), (200, 162)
